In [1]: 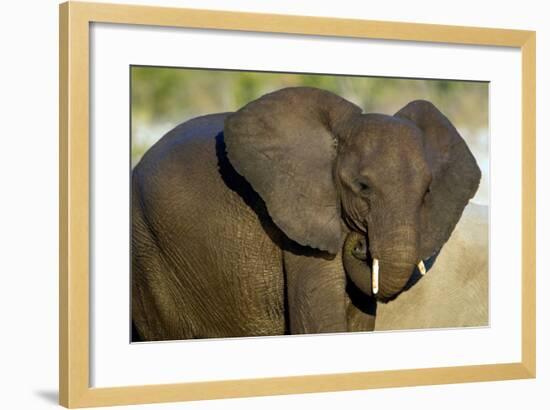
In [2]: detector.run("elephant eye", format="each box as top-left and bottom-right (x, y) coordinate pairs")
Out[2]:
(423, 186), (431, 201)
(357, 181), (370, 193)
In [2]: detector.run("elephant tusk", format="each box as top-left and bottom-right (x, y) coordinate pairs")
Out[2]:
(372, 258), (379, 294)
(418, 260), (426, 275)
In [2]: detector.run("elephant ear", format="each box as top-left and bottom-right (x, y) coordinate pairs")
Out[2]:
(395, 100), (481, 260)
(224, 87), (362, 254)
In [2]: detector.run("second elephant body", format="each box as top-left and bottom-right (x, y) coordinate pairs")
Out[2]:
(375, 203), (488, 331)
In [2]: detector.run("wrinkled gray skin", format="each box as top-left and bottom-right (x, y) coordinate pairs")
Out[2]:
(132, 87), (481, 341)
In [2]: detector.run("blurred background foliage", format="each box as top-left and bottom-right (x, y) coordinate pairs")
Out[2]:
(131, 66), (488, 204)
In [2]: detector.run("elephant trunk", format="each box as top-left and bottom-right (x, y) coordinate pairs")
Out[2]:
(372, 225), (419, 300)
(375, 259), (416, 300)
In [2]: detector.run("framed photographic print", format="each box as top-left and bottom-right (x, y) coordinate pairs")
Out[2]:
(59, 1), (536, 408)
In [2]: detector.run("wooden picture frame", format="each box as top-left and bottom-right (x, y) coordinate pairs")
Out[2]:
(59, 1), (536, 407)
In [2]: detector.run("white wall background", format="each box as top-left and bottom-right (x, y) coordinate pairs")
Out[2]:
(0, 0), (546, 409)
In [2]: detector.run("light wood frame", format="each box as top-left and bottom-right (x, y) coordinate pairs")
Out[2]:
(59, 1), (536, 407)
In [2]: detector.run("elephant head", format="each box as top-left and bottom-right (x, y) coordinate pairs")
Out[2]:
(224, 87), (481, 301)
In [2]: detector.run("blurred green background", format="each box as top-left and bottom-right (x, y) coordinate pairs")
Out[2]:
(131, 66), (488, 205)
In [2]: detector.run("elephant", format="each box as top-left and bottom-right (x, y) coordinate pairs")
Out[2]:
(131, 86), (482, 341)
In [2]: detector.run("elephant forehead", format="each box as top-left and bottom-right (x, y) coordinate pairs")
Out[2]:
(361, 116), (423, 152)
(345, 117), (429, 179)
